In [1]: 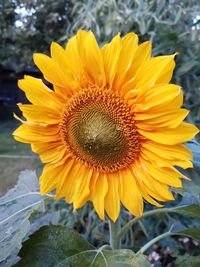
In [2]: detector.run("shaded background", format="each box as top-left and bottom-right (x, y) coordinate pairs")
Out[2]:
(0, 1), (200, 265)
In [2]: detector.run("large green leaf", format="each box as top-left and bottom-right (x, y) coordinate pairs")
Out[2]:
(175, 256), (200, 267)
(185, 140), (200, 168)
(175, 204), (200, 220)
(183, 141), (200, 199)
(176, 61), (198, 76)
(15, 225), (150, 267)
(169, 205), (200, 241)
(0, 170), (47, 265)
(59, 250), (149, 267)
(175, 228), (200, 241)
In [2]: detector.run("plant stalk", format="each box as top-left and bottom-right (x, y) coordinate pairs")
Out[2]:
(108, 218), (120, 249)
(118, 207), (177, 239)
(137, 231), (173, 254)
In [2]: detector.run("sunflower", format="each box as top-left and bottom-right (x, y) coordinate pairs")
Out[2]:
(13, 30), (199, 222)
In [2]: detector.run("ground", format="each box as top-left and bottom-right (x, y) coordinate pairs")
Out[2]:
(0, 120), (42, 196)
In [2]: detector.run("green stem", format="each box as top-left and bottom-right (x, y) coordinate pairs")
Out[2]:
(108, 218), (120, 249)
(137, 231), (173, 254)
(118, 207), (177, 239)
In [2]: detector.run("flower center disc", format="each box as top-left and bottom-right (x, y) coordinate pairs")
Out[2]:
(61, 89), (140, 173)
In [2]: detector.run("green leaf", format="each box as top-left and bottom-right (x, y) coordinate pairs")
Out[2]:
(175, 256), (200, 267)
(60, 250), (149, 267)
(175, 204), (200, 220)
(176, 61), (198, 76)
(15, 225), (150, 267)
(0, 170), (47, 265)
(176, 228), (200, 241)
(179, 141), (200, 199)
(185, 140), (200, 168)
(169, 206), (200, 241)
(170, 187), (185, 196)
(183, 180), (200, 199)
(15, 225), (94, 267)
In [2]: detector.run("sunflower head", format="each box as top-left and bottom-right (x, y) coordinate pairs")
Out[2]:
(60, 88), (140, 173)
(13, 30), (199, 222)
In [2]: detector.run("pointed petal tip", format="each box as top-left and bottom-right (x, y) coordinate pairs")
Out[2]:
(93, 205), (105, 221)
(33, 53), (39, 61)
(50, 41), (57, 47)
(33, 53), (47, 65)
(97, 210), (105, 221)
(18, 79), (25, 89)
(107, 213), (118, 223)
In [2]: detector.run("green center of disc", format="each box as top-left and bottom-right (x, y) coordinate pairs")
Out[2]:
(67, 107), (128, 168)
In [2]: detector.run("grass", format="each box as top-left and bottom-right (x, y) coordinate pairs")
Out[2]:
(0, 120), (42, 196)
(0, 120), (32, 155)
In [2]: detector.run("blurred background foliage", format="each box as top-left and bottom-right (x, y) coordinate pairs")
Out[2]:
(0, 0), (200, 127)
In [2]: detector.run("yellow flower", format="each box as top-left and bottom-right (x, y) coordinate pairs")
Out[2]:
(13, 30), (199, 222)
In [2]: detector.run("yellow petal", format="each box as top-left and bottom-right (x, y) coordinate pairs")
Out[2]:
(112, 33), (138, 92)
(144, 185), (172, 203)
(40, 163), (65, 194)
(120, 168), (143, 217)
(105, 173), (120, 222)
(156, 53), (177, 83)
(73, 167), (93, 209)
(134, 110), (177, 121)
(101, 34), (121, 88)
(126, 41), (152, 76)
(89, 171), (99, 197)
(76, 30), (106, 87)
(173, 160), (193, 169)
(139, 122), (199, 145)
(65, 35), (87, 88)
(92, 173), (108, 220)
(121, 41), (152, 94)
(55, 159), (75, 199)
(33, 53), (72, 96)
(136, 109), (189, 129)
(140, 159), (183, 187)
(32, 141), (66, 163)
(134, 84), (183, 112)
(51, 42), (70, 70)
(50, 42), (78, 92)
(131, 164), (162, 206)
(63, 161), (83, 203)
(141, 148), (192, 169)
(142, 142), (192, 161)
(18, 104), (60, 124)
(137, 185), (163, 207)
(13, 123), (59, 144)
(133, 161), (175, 202)
(133, 55), (176, 89)
(18, 76), (64, 110)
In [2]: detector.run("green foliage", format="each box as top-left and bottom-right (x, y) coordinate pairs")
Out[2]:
(0, 0), (17, 68)
(15, 225), (149, 267)
(175, 204), (200, 220)
(0, 0), (74, 70)
(175, 255), (200, 267)
(186, 140), (200, 167)
(176, 228), (200, 241)
(172, 141), (200, 202)
(0, 170), (48, 266)
(182, 140), (200, 198)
